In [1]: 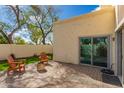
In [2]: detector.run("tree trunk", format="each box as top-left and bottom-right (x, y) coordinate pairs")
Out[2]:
(8, 35), (13, 44)
(42, 37), (46, 45)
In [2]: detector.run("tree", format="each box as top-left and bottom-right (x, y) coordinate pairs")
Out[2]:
(0, 34), (8, 44)
(13, 36), (26, 44)
(0, 5), (58, 44)
(29, 28), (43, 45)
(0, 5), (28, 44)
(27, 5), (58, 45)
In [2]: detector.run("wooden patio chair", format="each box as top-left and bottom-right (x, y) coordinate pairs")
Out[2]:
(7, 55), (25, 76)
(39, 52), (49, 64)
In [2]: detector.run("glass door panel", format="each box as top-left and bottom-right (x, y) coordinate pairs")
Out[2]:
(92, 37), (108, 67)
(80, 38), (91, 64)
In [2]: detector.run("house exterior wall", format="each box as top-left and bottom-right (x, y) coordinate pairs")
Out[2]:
(116, 5), (124, 24)
(0, 44), (53, 60)
(53, 6), (116, 67)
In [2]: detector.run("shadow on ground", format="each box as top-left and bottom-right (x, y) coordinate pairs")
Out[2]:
(102, 73), (122, 87)
(59, 62), (122, 87)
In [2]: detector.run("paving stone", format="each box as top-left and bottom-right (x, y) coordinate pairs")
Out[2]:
(0, 61), (121, 88)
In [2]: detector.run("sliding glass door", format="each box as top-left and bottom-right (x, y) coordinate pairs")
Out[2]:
(93, 37), (108, 67)
(80, 36), (109, 67)
(80, 38), (91, 64)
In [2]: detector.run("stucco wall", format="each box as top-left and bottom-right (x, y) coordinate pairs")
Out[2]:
(0, 44), (53, 60)
(53, 6), (116, 65)
(116, 5), (124, 24)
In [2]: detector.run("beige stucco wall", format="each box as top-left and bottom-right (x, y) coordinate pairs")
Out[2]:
(53, 6), (116, 66)
(0, 44), (53, 60)
(116, 5), (124, 24)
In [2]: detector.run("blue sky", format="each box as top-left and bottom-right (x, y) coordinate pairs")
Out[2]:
(55, 5), (99, 20)
(0, 5), (99, 24)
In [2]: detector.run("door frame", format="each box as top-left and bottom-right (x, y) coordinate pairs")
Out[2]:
(79, 35), (110, 68)
(117, 29), (124, 86)
(122, 29), (124, 86)
(116, 31), (122, 80)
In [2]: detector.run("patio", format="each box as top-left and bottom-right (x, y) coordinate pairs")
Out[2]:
(0, 61), (122, 88)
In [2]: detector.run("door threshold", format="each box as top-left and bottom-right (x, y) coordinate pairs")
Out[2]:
(79, 63), (107, 69)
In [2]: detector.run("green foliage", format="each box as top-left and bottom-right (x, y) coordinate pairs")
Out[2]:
(0, 54), (53, 71)
(0, 60), (8, 71)
(0, 6), (30, 44)
(28, 23), (43, 45)
(93, 37), (107, 44)
(28, 23), (36, 30)
(46, 53), (53, 60)
(26, 5), (58, 45)
(0, 21), (12, 31)
(25, 56), (39, 64)
(0, 5), (58, 44)
(80, 45), (91, 57)
(96, 43), (107, 57)
(80, 38), (91, 44)
(0, 35), (8, 44)
(14, 37), (26, 44)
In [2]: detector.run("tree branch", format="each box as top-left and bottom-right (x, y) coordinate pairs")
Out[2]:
(0, 29), (10, 43)
(34, 14), (45, 37)
(8, 5), (20, 25)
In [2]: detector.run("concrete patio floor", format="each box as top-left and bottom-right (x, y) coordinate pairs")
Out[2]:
(0, 61), (122, 88)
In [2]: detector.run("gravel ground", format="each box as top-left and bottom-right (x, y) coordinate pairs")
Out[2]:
(0, 61), (121, 88)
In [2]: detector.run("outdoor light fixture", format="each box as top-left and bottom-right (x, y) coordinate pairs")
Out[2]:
(112, 37), (115, 41)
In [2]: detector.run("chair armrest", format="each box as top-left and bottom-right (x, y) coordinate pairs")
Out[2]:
(15, 59), (26, 63)
(15, 59), (26, 61)
(13, 61), (25, 64)
(14, 60), (21, 62)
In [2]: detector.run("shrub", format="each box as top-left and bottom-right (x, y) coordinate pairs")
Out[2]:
(96, 43), (107, 57)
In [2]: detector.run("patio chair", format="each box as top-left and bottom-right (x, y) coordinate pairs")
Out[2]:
(10, 53), (26, 62)
(7, 55), (25, 76)
(39, 52), (49, 64)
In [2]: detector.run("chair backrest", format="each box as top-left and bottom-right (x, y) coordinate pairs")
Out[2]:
(10, 54), (16, 60)
(7, 56), (16, 68)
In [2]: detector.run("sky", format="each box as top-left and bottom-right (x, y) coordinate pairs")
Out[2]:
(0, 5), (99, 21)
(55, 5), (99, 20)
(0, 5), (99, 43)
